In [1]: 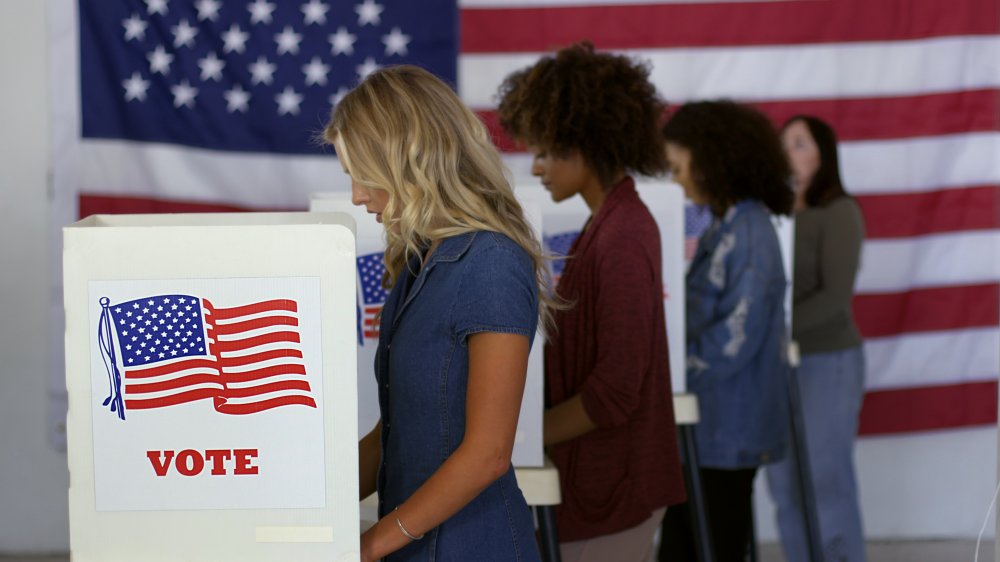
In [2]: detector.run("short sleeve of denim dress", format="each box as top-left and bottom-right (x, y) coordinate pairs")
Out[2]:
(375, 231), (542, 562)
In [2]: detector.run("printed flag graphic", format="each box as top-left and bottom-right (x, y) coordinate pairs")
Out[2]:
(357, 252), (389, 341)
(97, 294), (316, 418)
(543, 231), (579, 282)
(684, 204), (713, 262)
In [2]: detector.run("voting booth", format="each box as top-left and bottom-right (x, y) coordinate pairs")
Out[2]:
(63, 212), (361, 562)
(309, 193), (546, 467)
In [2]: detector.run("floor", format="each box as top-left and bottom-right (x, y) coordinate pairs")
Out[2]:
(758, 540), (995, 562)
(0, 540), (994, 561)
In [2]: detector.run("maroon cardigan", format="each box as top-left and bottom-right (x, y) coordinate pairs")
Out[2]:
(545, 177), (686, 541)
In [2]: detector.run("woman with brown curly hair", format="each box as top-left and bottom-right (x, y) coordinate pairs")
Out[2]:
(658, 100), (793, 562)
(498, 42), (686, 562)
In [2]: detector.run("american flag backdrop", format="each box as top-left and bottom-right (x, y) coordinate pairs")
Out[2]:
(97, 294), (316, 417)
(52, 0), (999, 436)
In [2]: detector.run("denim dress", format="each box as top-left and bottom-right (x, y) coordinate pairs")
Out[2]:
(373, 231), (542, 562)
(686, 200), (790, 469)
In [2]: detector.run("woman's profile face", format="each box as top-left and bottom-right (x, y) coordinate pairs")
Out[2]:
(665, 142), (706, 206)
(529, 148), (594, 203)
(335, 136), (392, 226)
(350, 181), (391, 225)
(782, 119), (821, 189)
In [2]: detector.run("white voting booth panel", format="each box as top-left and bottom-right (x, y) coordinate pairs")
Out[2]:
(515, 181), (687, 393)
(309, 194), (545, 466)
(64, 212), (361, 562)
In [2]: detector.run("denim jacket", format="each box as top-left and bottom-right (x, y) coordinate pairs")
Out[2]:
(686, 200), (789, 469)
(374, 231), (541, 562)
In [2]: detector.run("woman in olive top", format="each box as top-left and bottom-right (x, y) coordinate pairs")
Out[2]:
(766, 115), (868, 562)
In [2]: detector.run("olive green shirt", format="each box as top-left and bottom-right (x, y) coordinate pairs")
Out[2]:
(792, 196), (866, 354)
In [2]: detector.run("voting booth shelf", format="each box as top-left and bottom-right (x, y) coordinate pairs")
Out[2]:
(64, 212), (361, 562)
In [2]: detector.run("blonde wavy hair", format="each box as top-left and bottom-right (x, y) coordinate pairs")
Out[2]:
(324, 65), (559, 329)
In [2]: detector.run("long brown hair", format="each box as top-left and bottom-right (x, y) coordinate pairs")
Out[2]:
(784, 115), (849, 207)
(662, 100), (793, 217)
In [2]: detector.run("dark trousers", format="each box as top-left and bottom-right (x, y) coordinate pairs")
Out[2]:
(658, 467), (759, 562)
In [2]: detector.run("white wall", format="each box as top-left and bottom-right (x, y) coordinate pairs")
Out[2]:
(755, 426), (998, 541)
(0, 0), (70, 553)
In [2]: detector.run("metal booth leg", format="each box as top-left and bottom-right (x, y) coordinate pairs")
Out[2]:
(680, 424), (714, 562)
(536, 505), (562, 562)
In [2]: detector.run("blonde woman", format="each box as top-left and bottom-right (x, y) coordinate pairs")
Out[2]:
(325, 65), (548, 562)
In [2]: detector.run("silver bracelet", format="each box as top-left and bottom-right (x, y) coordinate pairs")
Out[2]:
(394, 509), (424, 541)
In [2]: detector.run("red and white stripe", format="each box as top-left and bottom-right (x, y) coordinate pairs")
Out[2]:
(208, 299), (317, 415)
(124, 357), (225, 410)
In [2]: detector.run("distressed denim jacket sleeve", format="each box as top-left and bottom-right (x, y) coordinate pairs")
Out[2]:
(686, 213), (781, 390)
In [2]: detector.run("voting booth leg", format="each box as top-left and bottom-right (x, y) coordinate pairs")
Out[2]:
(536, 506), (562, 562)
(679, 425), (715, 562)
(746, 492), (759, 562)
(787, 363), (825, 562)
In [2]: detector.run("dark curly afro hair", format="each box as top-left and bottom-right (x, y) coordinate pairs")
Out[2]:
(496, 41), (668, 187)
(662, 100), (793, 217)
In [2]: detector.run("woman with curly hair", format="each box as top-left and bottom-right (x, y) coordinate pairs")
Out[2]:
(326, 65), (552, 562)
(497, 42), (686, 562)
(658, 100), (793, 562)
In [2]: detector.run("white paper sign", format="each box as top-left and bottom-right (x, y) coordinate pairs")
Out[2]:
(88, 277), (326, 512)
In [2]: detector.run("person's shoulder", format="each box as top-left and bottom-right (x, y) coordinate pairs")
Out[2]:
(725, 201), (783, 260)
(471, 230), (525, 253)
(463, 231), (533, 268)
(820, 196), (864, 228)
(727, 200), (773, 234)
(599, 195), (658, 241)
(825, 195), (861, 215)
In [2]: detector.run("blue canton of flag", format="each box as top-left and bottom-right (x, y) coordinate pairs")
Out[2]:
(96, 294), (208, 420)
(543, 231), (579, 280)
(113, 294), (208, 366)
(79, 0), (458, 154)
(357, 251), (388, 341)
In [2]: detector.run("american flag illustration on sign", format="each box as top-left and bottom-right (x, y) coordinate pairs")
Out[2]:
(543, 231), (578, 283)
(684, 204), (713, 262)
(96, 293), (316, 419)
(356, 252), (389, 342)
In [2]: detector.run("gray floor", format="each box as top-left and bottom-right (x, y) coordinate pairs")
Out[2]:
(0, 541), (995, 561)
(759, 540), (995, 562)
